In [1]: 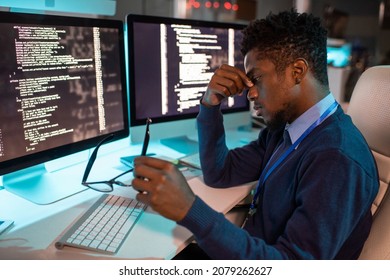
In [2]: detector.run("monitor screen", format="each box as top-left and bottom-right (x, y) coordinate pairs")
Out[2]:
(0, 11), (128, 204)
(327, 43), (351, 68)
(126, 14), (250, 154)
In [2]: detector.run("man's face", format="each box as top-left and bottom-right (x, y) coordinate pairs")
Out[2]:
(244, 50), (297, 130)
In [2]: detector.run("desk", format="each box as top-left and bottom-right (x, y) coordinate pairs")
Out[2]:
(0, 129), (259, 260)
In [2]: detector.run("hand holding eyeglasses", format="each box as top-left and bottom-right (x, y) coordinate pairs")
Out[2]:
(81, 118), (152, 192)
(81, 117), (196, 221)
(131, 156), (196, 222)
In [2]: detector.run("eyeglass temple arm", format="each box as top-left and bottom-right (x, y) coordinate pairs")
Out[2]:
(82, 134), (114, 183)
(141, 118), (151, 156)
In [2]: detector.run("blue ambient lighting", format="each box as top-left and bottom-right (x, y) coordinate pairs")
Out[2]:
(327, 44), (351, 68)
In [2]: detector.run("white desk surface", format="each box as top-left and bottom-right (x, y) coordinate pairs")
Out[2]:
(0, 128), (259, 260)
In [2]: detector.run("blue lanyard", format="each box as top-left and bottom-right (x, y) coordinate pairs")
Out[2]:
(248, 101), (338, 215)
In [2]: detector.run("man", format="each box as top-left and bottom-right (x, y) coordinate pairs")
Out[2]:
(132, 10), (379, 259)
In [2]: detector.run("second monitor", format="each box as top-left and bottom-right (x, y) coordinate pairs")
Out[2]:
(126, 14), (250, 154)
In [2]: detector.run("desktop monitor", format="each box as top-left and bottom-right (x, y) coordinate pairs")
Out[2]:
(126, 14), (250, 155)
(0, 11), (128, 204)
(327, 43), (351, 68)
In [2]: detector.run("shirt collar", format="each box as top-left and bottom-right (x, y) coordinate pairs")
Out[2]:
(285, 93), (337, 144)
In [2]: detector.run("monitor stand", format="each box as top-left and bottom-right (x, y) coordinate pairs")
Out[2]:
(2, 163), (88, 205)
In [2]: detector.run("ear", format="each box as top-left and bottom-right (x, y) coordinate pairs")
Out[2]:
(292, 58), (308, 84)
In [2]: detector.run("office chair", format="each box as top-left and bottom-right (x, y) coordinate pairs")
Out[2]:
(345, 65), (390, 259)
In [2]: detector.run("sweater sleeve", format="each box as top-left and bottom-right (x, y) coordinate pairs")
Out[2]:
(181, 107), (378, 259)
(178, 148), (378, 259)
(196, 104), (265, 187)
(178, 196), (288, 259)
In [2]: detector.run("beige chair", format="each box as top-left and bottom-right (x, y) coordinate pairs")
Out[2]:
(345, 65), (390, 259)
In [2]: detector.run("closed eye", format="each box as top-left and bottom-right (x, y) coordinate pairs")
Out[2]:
(252, 75), (262, 83)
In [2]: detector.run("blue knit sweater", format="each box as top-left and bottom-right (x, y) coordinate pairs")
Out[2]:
(178, 104), (379, 259)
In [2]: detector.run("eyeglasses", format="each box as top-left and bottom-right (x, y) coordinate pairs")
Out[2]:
(81, 118), (152, 192)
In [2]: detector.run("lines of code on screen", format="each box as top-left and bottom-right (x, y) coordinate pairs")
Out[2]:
(0, 23), (124, 162)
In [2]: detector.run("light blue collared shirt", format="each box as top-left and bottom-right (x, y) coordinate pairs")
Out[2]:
(285, 93), (337, 145)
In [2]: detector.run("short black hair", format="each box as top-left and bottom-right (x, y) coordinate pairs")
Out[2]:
(241, 10), (329, 86)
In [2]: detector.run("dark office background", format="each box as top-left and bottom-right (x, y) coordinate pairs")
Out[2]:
(1, 0), (389, 99)
(114, 0), (389, 67)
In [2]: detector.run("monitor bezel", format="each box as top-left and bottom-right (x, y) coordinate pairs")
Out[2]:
(126, 13), (249, 128)
(0, 11), (129, 176)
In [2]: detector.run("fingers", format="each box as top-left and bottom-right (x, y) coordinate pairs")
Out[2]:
(135, 187), (151, 206)
(203, 64), (253, 106)
(131, 156), (195, 221)
(131, 156), (165, 193)
(218, 64), (254, 89)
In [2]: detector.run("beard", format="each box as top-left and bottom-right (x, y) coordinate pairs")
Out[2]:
(264, 110), (287, 131)
(263, 101), (293, 131)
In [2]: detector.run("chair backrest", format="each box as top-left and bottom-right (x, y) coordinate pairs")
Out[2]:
(346, 65), (390, 259)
